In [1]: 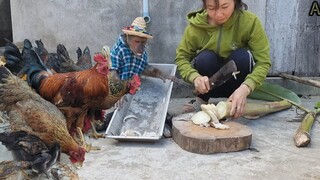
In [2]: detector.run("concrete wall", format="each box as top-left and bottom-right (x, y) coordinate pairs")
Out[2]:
(10, 0), (319, 76)
(9, 1), (264, 61)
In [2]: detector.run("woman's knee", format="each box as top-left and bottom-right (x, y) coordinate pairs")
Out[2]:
(194, 50), (220, 76)
(228, 48), (253, 75)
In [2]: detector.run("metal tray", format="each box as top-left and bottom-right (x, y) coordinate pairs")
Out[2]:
(105, 63), (177, 141)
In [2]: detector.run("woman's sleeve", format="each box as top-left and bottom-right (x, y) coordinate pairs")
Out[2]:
(175, 26), (201, 84)
(244, 18), (272, 91)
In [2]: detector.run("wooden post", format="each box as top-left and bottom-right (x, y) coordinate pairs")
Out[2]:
(280, 73), (320, 88)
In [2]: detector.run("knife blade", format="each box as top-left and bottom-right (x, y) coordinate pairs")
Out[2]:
(193, 60), (238, 96)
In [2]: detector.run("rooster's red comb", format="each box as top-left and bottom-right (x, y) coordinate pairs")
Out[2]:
(132, 74), (141, 83)
(93, 53), (107, 63)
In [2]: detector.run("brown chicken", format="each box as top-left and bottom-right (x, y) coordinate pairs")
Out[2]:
(0, 66), (85, 165)
(39, 43), (105, 139)
(4, 40), (106, 139)
(75, 46), (104, 135)
(0, 160), (31, 180)
(5, 39), (141, 147)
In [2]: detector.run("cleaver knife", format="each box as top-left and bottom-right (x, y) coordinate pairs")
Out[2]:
(193, 60), (238, 96)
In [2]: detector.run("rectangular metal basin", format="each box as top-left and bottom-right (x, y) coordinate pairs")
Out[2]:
(105, 63), (177, 141)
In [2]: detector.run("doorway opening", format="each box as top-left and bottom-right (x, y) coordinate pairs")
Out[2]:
(0, 0), (13, 47)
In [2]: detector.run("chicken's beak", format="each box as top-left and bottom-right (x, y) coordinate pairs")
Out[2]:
(74, 161), (83, 169)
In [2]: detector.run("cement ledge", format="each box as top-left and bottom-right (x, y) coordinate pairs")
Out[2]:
(171, 77), (320, 98)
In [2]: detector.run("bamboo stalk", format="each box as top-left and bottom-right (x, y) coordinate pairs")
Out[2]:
(216, 100), (292, 119)
(294, 109), (320, 147)
(256, 83), (319, 147)
(258, 89), (310, 113)
(280, 73), (320, 88)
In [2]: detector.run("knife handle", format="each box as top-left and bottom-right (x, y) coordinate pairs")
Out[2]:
(192, 84), (214, 96)
(192, 88), (200, 96)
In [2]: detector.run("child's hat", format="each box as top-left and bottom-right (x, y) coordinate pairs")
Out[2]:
(122, 17), (153, 39)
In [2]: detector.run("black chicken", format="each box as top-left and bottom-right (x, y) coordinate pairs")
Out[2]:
(34, 39), (51, 64)
(35, 39), (82, 73)
(76, 46), (92, 69)
(0, 131), (61, 178)
(31, 143), (60, 178)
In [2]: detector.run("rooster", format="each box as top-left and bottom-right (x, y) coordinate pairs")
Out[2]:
(5, 39), (141, 147)
(0, 66), (86, 165)
(75, 46), (104, 135)
(4, 40), (107, 139)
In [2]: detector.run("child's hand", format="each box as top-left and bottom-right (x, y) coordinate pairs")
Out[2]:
(159, 74), (179, 83)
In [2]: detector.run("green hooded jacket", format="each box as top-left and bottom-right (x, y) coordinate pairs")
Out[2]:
(175, 9), (271, 91)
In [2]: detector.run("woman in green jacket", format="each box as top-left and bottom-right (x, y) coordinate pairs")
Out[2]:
(175, 0), (271, 118)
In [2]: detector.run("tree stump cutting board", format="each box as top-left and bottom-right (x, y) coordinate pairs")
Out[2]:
(172, 121), (252, 154)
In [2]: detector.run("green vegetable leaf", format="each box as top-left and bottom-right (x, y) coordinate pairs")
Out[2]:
(315, 102), (320, 109)
(249, 81), (302, 104)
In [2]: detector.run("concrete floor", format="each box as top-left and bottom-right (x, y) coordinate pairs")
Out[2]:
(1, 96), (320, 180)
(78, 96), (320, 180)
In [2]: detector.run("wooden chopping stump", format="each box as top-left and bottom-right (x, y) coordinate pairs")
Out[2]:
(172, 121), (252, 154)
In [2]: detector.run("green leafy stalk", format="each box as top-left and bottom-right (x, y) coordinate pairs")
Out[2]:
(258, 89), (310, 113)
(249, 82), (302, 104)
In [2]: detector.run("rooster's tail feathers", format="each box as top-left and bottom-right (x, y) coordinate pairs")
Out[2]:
(35, 39), (44, 48)
(76, 47), (82, 59)
(3, 40), (23, 75)
(83, 46), (90, 55)
(22, 39), (52, 89)
(34, 39), (49, 59)
(57, 44), (69, 58)
(22, 39), (48, 70)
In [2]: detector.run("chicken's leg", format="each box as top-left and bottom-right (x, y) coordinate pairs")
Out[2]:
(89, 119), (106, 139)
(76, 127), (100, 152)
(87, 110), (106, 139)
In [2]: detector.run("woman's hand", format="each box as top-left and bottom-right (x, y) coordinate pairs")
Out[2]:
(193, 76), (211, 94)
(228, 84), (251, 119)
